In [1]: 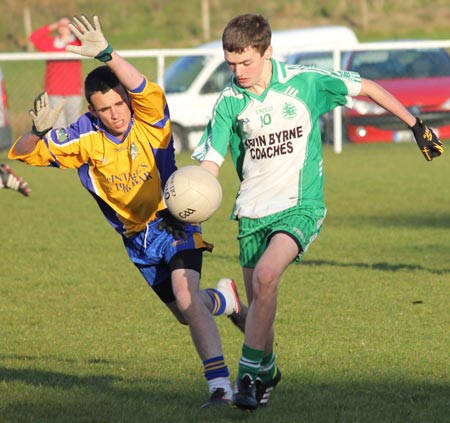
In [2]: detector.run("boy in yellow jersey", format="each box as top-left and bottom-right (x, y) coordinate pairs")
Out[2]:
(9, 15), (241, 407)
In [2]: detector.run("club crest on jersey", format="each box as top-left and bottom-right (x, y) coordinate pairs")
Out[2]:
(283, 102), (297, 120)
(238, 117), (252, 134)
(130, 142), (138, 160)
(55, 128), (70, 143)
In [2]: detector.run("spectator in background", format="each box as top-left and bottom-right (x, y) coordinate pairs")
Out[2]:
(30, 17), (83, 127)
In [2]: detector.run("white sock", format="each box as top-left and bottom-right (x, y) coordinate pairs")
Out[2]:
(208, 377), (232, 397)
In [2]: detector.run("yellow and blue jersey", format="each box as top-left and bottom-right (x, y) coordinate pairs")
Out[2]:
(10, 77), (176, 237)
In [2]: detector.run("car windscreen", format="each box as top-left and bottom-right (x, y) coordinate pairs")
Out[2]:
(288, 52), (334, 69)
(164, 55), (207, 94)
(349, 48), (450, 79)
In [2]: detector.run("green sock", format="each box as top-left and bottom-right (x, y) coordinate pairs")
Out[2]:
(257, 350), (277, 384)
(237, 344), (265, 381)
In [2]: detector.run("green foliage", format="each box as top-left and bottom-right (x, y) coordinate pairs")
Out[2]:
(1, 143), (449, 422)
(1, 0), (450, 51)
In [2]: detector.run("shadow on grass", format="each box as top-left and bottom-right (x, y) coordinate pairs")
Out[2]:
(302, 259), (450, 275)
(369, 213), (450, 229)
(329, 212), (450, 229)
(0, 354), (118, 365)
(1, 362), (449, 423)
(0, 365), (117, 389)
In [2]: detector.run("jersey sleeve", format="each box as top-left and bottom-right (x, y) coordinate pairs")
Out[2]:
(299, 68), (362, 117)
(129, 78), (172, 150)
(8, 118), (91, 169)
(324, 70), (362, 107)
(340, 70), (362, 96)
(191, 90), (235, 166)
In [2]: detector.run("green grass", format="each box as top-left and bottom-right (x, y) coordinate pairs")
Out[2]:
(2, 1), (450, 52)
(1, 143), (449, 423)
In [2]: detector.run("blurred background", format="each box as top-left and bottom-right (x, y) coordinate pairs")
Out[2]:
(2, 0), (450, 51)
(0, 0), (449, 148)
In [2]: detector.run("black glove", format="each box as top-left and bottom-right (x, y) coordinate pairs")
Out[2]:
(410, 117), (444, 161)
(156, 208), (187, 241)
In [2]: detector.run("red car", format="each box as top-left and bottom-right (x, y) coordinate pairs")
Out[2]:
(343, 46), (450, 143)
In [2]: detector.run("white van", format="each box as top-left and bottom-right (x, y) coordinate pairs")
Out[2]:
(163, 25), (358, 152)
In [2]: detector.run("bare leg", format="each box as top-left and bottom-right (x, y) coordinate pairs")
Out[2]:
(171, 268), (224, 360)
(164, 300), (188, 325)
(232, 234), (298, 409)
(243, 233), (299, 352)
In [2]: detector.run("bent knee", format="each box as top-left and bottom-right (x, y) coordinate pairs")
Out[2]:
(254, 265), (278, 285)
(165, 300), (188, 325)
(175, 315), (188, 325)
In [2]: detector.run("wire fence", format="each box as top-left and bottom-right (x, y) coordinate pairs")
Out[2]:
(1, 39), (450, 152)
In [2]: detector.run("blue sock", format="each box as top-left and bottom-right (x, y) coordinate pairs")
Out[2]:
(203, 355), (229, 380)
(205, 288), (226, 315)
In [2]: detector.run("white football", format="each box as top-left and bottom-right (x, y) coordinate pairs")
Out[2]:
(164, 166), (222, 223)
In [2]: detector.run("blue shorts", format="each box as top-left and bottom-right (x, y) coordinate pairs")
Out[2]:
(123, 218), (211, 301)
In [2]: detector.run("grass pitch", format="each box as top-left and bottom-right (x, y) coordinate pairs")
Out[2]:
(0, 142), (449, 422)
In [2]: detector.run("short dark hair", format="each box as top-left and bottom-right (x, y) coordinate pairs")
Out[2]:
(84, 66), (121, 104)
(222, 14), (271, 55)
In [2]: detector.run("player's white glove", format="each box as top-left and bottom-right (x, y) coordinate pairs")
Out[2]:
(29, 92), (65, 137)
(0, 163), (30, 197)
(66, 15), (113, 62)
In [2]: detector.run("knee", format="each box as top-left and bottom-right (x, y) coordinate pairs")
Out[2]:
(165, 299), (189, 325)
(174, 314), (188, 325)
(175, 291), (205, 323)
(171, 306), (189, 325)
(253, 266), (279, 296)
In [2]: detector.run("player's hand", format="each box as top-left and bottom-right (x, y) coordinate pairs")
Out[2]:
(156, 208), (187, 241)
(29, 92), (65, 137)
(66, 15), (112, 62)
(410, 117), (444, 161)
(0, 163), (30, 197)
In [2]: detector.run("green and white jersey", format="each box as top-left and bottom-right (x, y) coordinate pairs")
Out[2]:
(192, 59), (361, 219)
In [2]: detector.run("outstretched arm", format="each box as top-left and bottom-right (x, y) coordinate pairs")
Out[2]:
(359, 78), (415, 127)
(200, 160), (220, 177)
(66, 15), (144, 91)
(0, 164), (30, 196)
(10, 92), (66, 157)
